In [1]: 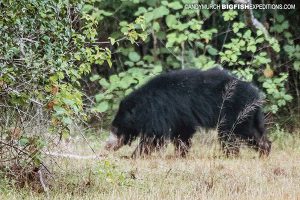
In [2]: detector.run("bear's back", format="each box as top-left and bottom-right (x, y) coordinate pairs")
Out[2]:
(138, 67), (232, 94)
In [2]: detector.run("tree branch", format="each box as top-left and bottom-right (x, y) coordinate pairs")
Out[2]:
(233, 0), (270, 38)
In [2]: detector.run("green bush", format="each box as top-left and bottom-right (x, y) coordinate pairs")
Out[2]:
(87, 0), (298, 119)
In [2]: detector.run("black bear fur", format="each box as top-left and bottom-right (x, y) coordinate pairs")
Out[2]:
(109, 67), (271, 157)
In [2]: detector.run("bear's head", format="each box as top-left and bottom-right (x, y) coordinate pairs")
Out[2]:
(105, 97), (139, 151)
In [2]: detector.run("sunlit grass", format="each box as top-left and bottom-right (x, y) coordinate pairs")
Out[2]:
(1, 130), (300, 200)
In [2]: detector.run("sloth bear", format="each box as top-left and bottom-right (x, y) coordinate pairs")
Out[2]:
(105, 67), (271, 158)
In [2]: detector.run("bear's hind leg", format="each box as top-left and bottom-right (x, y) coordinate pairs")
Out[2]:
(218, 130), (241, 157)
(173, 137), (192, 157)
(173, 127), (195, 157)
(220, 139), (241, 157)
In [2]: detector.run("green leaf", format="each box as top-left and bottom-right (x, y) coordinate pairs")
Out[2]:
(108, 37), (115, 45)
(276, 15), (285, 23)
(243, 30), (252, 39)
(109, 75), (120, 83)
(283, 45), (294, 53)
(152, 21), (160, 32)
(128, 52), (141, 62)
(74, 53), (81, 61)
(293, 61), (300, 71)
(134, 7), (147, 15)
(239, 40), (246, 46)
(125, 88), (133, 95)
(177, 34), (188, 43)
(232, 22), (245, 33)
(284, 94), (293, 101)
(107, 59), (112, 67)
(99, 78), (110, 88)
(222, 10), (238, 21)
(247, 45), (257, 53)
(256, 37), (264, 43)
(153, 65), (163, 74)
(90, 75), (100, 81)
(257, 30), (263, 36)
(124, 61), (134, 67)
(19, 137), (29, 146)
(168, 2), (183, 10)
(63, 98), (75, 106)
(166, 15), (177, 28)
(96, 101), (109, 113)
(271, 105), (279, 113)
(62, 117), (72, 125)
(144, 12), (154, 23)
(207, 46), (218, 56)
(95, 93), (105, 102)
(152, 6), (169, 20)
(104, 94), (114, 100)
(231, 54), (238, 62)
(53, 106), (67, 115)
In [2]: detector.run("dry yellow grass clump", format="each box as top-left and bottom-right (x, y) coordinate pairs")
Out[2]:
(1, 131), (300, 200)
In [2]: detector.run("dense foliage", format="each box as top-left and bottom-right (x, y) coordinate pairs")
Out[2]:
(86, 0), (299, 118)
(0, 0), (300, 183)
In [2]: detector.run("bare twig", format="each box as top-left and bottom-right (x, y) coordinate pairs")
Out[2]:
(38, 168), (49, 197)
(44, 151), (103, 160)
(0, 140), (52, 176)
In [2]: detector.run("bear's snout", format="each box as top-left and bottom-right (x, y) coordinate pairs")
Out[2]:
(105, 131), (124, 151)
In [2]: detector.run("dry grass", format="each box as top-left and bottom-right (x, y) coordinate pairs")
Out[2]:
(1, 131), (300, 200)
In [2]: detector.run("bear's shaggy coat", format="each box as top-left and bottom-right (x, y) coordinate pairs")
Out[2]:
(105, 68), (271, 157)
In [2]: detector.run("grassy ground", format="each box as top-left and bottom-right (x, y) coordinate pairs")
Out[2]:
(1, 130), (300, 200)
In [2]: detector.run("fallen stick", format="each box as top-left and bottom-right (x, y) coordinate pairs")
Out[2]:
(44, 152), (107, 160)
